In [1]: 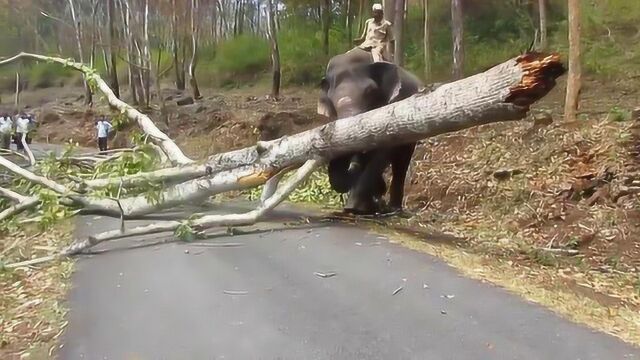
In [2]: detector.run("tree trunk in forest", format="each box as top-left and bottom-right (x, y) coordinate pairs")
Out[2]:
(346, 0), (352, 50)
(107, 0), (120, 98)
(172, 0), (186, 90)
(142, 0), (151, 107)
(564, 0), (581, 122)
(451, 0), (464, 79)
(189, 0), (202, 100)
(267, 0), (281, 99)
(323, 0), (331, 55)
(538, 0), (547, 50)
(67, 0), (93, 106)
(384, 0), (396, 60)
(394, 0), (405, 66)
(121, 0), (138, 105)
(357, 0), (366, 35)
(423, 0), (431, 80)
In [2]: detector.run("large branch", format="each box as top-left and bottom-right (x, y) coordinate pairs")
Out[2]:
(0, 53), (192, 165)
(66, 159), (319, 255)
(0, 156), (69, 194)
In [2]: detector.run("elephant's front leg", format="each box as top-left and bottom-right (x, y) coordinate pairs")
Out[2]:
(344, 149), (390, 215)
(388, 143), (417, 212)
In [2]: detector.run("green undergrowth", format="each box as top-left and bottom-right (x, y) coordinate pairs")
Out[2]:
(244, 168), (342, 208)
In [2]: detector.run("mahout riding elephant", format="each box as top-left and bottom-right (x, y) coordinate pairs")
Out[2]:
(317, 47), (422, 215)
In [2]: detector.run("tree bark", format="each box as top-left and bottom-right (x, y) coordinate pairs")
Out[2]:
(564, 0), (581, 122)
(394, 0), (406, 66)
(423, 0), (432, 80)
(538, 0), (547, 50)
(67, 0), (93, 105)
(322, 0), (331, 56)
(107, 0), (121, 98)
(189, 0), (202, 100)
(451, 0), (464, 80)
(267, 0), (281, 99)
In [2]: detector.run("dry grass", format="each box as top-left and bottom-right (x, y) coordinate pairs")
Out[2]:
(0, 222), (74, 359)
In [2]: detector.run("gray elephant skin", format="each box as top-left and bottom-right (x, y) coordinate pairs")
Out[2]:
(317, 48), (423, 215)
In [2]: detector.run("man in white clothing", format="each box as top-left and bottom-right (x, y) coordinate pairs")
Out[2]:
(0, 114), (12, 149)
(354, 3), (395, 62)
(15, 113), (31, 152)
(96, 116), (113, 152)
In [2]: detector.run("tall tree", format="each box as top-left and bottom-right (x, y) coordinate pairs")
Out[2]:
(451, 0), (464, 79)
(538, 0), (547, 50)
(345, 0), (353, 50)
(357, 0), (366, 34)
(322, 0), (331, 55)
(107, 0), (120, 98)
(189, 0), (202, 100)
(564, 0), (581, 122)
(141, 0), (152, 107)
(394, 0), (406, 66)
(172, 0), (186, 90)
(423, 0), (431, 80)
(267, 0), (281, 99)
(384, 0), (396, 61)
(67, 0), (93, 105)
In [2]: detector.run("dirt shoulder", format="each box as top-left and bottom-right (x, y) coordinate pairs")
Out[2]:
(0, 222), (74, 359)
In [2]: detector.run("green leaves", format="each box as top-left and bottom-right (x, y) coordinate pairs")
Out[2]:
(175, 222), (196, 242)
(244, 167), (341, 207)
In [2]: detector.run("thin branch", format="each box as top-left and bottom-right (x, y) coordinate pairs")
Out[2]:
(62, 158), (321, 256)
(0, 156), (69, 194)
(0, 187), (27, 202)
(0, 197), (40, 222)
(21, 133), (36, 167)
(0, 149), (29, 162)
(0, 53), (192, 165)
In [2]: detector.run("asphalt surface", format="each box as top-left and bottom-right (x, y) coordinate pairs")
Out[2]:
(58, 202), (640, 360)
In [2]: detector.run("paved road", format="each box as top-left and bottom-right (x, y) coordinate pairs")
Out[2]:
(58, 202), (640, 360)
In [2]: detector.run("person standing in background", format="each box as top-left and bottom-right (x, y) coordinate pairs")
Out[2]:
(96, 116), (113, 152)
(0, 114), (12, 149)
(15, 113), (31, 152)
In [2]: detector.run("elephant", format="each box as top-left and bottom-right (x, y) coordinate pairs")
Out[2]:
(317, 47), (423, 215)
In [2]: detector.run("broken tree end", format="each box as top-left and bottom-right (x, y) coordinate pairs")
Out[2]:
(506, 52), (566, 108)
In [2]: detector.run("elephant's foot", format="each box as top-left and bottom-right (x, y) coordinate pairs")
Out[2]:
(344, 192), (383, 216)
(377, 204), (414, 218)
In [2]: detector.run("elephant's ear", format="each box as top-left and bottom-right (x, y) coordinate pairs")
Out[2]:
(317, 96), (336, 119)
(317, 77), (337, 119)
(365, 62), (404, 103)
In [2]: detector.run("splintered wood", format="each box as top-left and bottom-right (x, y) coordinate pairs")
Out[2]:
(507, 53), (566, 108)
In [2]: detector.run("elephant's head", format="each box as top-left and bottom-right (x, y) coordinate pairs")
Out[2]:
(317, 61), (413, 121)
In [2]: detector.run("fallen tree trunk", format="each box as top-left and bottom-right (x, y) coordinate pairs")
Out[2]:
(0, 51), (565, 264)
(73, 52), (565, 198)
